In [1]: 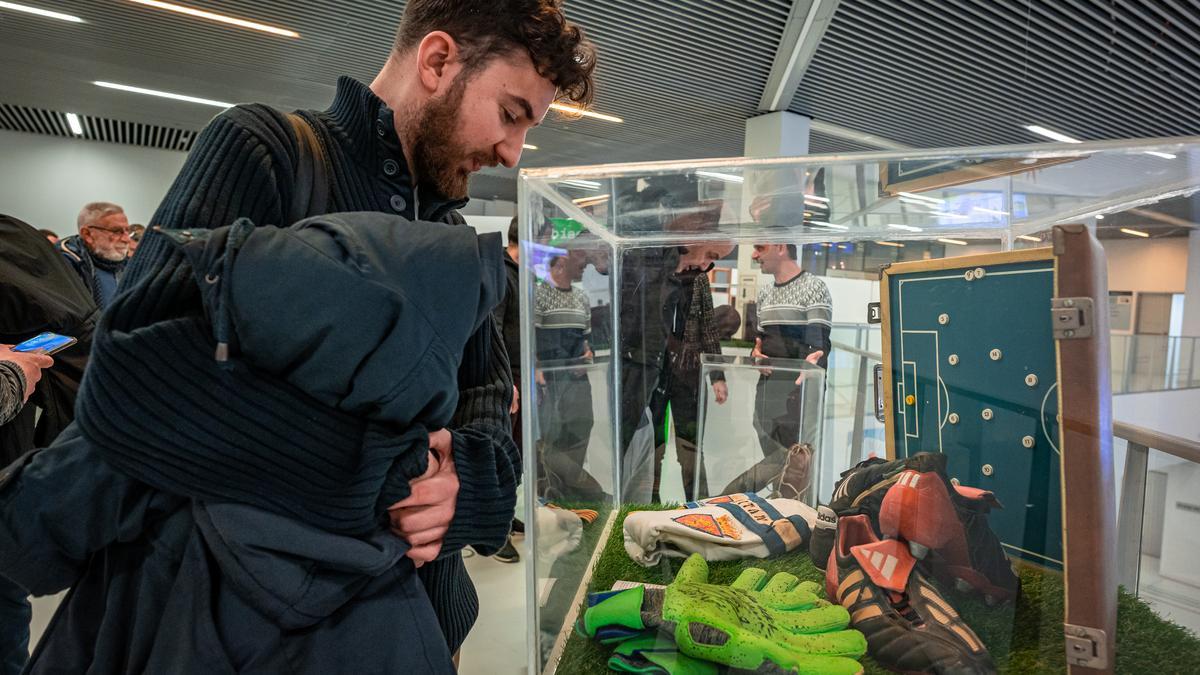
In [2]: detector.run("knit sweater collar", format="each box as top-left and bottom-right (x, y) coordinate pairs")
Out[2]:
(325, 75), (468, 217)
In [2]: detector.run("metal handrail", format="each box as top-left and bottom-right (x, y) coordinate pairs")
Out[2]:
(1113, 420), (1200, 465)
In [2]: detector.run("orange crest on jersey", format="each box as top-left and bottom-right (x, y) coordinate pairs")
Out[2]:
(673, 513), (722, 537)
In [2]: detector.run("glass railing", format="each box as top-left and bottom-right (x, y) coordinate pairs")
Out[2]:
(1114, 422), (1200, 636)
(830, 324), (1200, 396)
(1111, 334), (1200, 394)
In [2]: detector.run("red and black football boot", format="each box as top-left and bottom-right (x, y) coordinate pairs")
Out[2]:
(809, 457), (900, 570)
(826, 515), (997, 675)
(878, 455), (1019, 606)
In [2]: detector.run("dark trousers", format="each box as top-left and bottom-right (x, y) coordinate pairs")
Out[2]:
(0, 574), (30, 675)
(618, 358), (709, 503)
(536, 370), (602, 502)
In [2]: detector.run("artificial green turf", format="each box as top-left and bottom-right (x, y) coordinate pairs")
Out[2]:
(551, 505), (1200, 674)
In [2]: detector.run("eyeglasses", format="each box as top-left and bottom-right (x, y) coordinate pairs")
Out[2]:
(86, 225), (132, 238)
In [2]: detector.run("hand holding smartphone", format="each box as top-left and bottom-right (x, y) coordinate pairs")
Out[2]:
(11, 332), (77, 356)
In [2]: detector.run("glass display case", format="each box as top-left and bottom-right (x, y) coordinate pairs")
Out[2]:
(518, 137), (1200, 675)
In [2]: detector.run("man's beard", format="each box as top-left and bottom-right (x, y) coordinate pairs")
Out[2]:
(93, 243), (128, 262)
(406, 75), (495, 201)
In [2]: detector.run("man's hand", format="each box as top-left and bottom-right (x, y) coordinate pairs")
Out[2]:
(0, 346), (53, 402)
(751, 338), (773, 376)
(712, 380), (729, 405)
(796, 351), (825, 385)
(510, 385), (519, 415)
(388, 428), (458, 566)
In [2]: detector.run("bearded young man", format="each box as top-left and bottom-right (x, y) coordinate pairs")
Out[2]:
(0, 1), (594, 672)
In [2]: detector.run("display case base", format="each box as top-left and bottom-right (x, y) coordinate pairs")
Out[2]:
(553, 507), (1200, 675)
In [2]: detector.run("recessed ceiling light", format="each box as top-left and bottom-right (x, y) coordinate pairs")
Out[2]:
(65, 112), (84, 136)
(1120, 227), (1150, 238)
(807, 221), (848, 230)
(522, 143), (537, 150)
(937, 238), (968, 246)
(1095, 214), (1105, 220)
(1143, 151), (1176, 160)
(1017, 235), (1042, 242)
(972, 207), (1009, 216)
(127, 0), (298, 38)
(95, 81), (232, 108)
(549, 102), (623, 123)
(1025, 124), (1082, 144)
(695, 170), (744, 184)
(804, 194), (829, 203)
(875, 241), (905, 248)
(0, 1), (83, 22)
(887, 223), (923, 232)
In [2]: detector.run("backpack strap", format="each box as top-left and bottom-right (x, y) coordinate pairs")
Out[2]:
(285, 112), (331, 222)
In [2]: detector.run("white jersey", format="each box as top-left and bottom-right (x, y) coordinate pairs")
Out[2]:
(623, 493), (817, 566)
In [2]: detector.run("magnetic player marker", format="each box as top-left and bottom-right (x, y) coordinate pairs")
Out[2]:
(974, 267), (986, 279)
(905, 394), (916, 406)
(981, 408), (994, 421)
(982, 464), (994, 477)
(951, 477), (961, 486)
(949, 354), (960, 365)
(948, 413), (960, 424)
(989, 349), (1002, 361)
(1022, 436), (1035, 448)
(964, 269), (975, 281)
(1025, 373), (1039, 387)
(938, 313), (950, 325)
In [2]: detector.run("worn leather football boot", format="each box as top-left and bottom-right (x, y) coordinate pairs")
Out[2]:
(826, 515), (997, 675)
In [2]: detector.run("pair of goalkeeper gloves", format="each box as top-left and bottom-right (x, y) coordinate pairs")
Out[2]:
(580, 554), (866, 675)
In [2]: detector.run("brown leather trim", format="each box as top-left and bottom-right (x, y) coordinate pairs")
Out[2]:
(837, 570), (864, 601)
(950, 624), (984, 654)
(919, 584), (957, 617)
(851, 605), (884, 624)
(843, 587), (861, 606)
(772, 518), (803, 550)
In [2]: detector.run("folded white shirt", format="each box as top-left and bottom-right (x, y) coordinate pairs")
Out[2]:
(623, 493), (816, 566)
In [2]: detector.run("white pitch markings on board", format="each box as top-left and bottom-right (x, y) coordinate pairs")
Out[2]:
(1040, 382), (1062, 456)
(903, 361), (918, 439)
(901, 330), (944, 452)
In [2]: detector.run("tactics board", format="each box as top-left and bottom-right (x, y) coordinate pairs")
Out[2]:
(880, 248), (1063, 570)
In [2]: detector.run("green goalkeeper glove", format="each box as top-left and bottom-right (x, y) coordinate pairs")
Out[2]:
(583, 554), (866, 674)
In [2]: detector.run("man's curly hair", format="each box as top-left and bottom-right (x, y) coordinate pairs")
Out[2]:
(394, 0), (596, 108)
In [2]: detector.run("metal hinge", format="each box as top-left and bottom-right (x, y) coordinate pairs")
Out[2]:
(1064, 623), (1108, 669)
(873, 364), (885, 422)
(1051, 297), (1094, 339)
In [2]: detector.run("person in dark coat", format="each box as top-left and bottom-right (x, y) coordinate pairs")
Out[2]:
(0, 215), (93, 675)
(0, 0), (596, 670)
(0, 345), (52, 675)
(56, 202), (130, 308)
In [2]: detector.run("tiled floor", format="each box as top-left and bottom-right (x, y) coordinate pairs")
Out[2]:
(460, 541), (530, 674)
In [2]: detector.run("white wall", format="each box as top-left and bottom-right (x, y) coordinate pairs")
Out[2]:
(1103, 237), (1191, 294)
(0, 129), (186, 236)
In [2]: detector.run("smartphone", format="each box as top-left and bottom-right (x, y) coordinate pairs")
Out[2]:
(12, 332), (77, 356)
